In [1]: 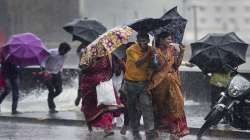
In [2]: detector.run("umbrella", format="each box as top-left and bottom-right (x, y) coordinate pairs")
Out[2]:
(128, 18), (169, 33)
(190, 32), (248, 73)
(152, 6), (187, 43)
(80, 26), (135, 66)
(63, 19), (107, 43)
(112, 42), (135, 59)
(2, 33), (49, 67)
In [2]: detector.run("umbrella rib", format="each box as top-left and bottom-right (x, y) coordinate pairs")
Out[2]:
(215, 47), (226, 67)
(29, 46), (44, 65)
(4, 46), (22, 60)
(218, 47), (246, 61)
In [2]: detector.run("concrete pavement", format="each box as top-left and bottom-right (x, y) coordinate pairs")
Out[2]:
(1, 104), (250, 139)
(1, 121), (248, 140)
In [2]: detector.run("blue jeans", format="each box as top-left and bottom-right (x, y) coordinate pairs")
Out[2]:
(124, 80), (155, 137)
(0, 77), (20, 112)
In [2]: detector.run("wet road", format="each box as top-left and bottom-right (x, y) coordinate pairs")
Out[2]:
(0, 121), (248, 140)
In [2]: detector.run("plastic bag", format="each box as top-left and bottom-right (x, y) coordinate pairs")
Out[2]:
(96, 79), (117, 106)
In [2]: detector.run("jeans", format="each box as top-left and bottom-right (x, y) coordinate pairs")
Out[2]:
(44, 73), (62, 110)
(124, 80), (155, 137)
(0, 77), (20, 112)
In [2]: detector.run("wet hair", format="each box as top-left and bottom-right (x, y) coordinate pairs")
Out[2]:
(155, 32), (173, 46)
(59, 42), (71, 54)
(136, 32), (150, 41)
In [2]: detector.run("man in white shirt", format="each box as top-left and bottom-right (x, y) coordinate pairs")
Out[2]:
(43, 42), (71, 113)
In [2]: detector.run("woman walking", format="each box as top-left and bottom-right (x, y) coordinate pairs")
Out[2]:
(148, 32), (189, 140)
(75, 54), (122, 137)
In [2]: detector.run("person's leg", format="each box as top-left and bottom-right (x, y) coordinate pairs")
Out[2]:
(120, 108), (129, 135)
(123, 108), (130, 126)
(125, 81), (142, 139)
(49, 73), (62, 112)
(76, 71), (82, 103)
(0, 79), (10, 104)
(53, 73), (63, 98)
(45, 77), (56, 112)
(9, 77), (20, 114)
(103, 112), (115, 137)
(139, 87), (157, 140)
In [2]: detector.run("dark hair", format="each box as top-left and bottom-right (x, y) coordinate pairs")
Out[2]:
(59, 42), (71, 53)
(76, 41), (90, 54)
(137, 32), (150, 41)
(155, 32), (173, 46)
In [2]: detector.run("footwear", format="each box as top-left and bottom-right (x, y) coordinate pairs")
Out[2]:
(120, 125), (128, 135)
(103, 129), (114, 137)
(11, 110), (22, 115)
(133, 131), (142, 140)
(49, 109), (58, 113)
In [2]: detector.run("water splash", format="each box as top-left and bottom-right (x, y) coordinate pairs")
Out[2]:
(0, 78), (80, 113)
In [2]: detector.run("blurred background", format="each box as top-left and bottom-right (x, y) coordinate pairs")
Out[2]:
(1, 0), (250, 70)
(1, 0), (250, 113)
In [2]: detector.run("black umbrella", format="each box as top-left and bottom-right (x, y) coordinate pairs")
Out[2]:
(190, 32), (248, 73)
(152, 6), (187, 43)
(63, 19), (107, 43)
(128, 18), (169, 33)
(112, 42), (135, 59)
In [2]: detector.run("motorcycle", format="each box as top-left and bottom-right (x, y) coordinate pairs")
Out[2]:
(197, 73), (250, 138)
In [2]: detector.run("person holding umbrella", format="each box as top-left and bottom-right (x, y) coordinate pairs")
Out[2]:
(0, 59), (21, 114)
(0, 33), (49, 114)
(74, 40), (91, 107)
(147, 32), (189, 140)
(76, 26), (135, 137)
(190, 32), (248, 108)
(124, 32), (159, 140)
(63, 18), (107, 110)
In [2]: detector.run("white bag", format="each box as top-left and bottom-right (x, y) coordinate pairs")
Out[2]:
(96, 79), (117, 106)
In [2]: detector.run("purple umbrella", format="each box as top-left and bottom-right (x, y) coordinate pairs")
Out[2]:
(2, 33), (49, 67)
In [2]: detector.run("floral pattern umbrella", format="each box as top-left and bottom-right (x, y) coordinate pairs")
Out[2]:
(80, 26), (134, 66)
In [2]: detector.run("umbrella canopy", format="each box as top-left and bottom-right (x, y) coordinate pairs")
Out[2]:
(152, 6), (187, 43)
(80, 26), (134, 66)
(190, 32), (248, 73)
(128, 18), (169, 33)
(63, 19), (107, 43)
(2, 33), (49, 67)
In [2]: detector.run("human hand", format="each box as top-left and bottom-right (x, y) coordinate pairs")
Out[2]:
(43, 71), (52, 80)
(179, 43), (186, 52)
(32, 72), (37, 76)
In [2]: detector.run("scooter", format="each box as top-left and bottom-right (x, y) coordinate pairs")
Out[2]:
(197, 73), (250, 138)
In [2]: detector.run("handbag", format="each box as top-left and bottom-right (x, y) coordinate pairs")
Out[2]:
(96, 78), (117, 106)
